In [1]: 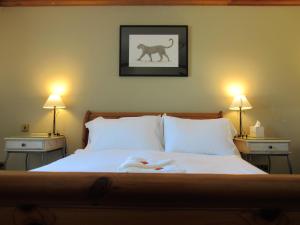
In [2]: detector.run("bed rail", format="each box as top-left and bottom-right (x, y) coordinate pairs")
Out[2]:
(0, 172), (300, 225)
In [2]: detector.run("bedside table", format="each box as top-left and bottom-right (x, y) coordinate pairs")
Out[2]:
(234, 137), (292, 174)
(4, 135), (66, 171)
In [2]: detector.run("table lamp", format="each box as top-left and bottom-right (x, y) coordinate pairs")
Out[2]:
(229, 95), (252, 137)
(43, 94), (66, 135)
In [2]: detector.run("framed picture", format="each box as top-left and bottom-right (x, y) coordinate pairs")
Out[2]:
(119, 25), (188, 77)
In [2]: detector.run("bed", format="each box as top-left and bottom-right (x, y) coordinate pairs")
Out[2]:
(33, 149), (264, 174)
(0, 111), (300, 225)
(34, 111), (263, 174)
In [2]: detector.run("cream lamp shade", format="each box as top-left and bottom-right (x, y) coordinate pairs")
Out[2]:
(229, 95), (252, 111)
(43, 94), (66, 109)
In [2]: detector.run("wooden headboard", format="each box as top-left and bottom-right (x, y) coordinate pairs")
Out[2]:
(82, 111), (223, 148)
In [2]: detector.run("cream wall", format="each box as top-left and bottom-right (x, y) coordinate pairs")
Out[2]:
(0, 6), (300, 172)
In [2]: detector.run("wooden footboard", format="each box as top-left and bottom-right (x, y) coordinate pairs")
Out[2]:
(0, 172), (300, 225)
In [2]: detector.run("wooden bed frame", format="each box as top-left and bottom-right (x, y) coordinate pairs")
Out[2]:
(0, 111), (300, 225)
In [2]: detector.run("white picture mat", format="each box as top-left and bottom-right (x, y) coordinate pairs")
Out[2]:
(129, 35), (179, 68)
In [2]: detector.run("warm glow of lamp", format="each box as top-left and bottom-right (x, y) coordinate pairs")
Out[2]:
(52, 85), (66, 95)
(227, 85), (244, 96)
(229, 95), (252, 137)
(43, 94), (66, 135)
(48, 82), (68, 96)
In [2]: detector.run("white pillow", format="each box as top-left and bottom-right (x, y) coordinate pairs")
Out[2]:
(163, 116), (238, 155)
(85, 116), (163, 151)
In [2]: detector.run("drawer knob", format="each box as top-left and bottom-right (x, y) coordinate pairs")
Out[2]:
(21, 143), (26, 147)
(268, 145), (273, 149)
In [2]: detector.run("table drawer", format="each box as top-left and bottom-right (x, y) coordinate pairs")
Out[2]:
(5, 140), (43, 150)
(45, 138), (65, 150)
(248, 142), (289, 152)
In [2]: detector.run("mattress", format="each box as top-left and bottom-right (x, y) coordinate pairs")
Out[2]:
(33, 149), (265, 174)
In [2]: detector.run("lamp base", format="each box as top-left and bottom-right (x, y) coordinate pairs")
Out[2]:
(48, 132), (62, 137)
(239, 107), (242, 137)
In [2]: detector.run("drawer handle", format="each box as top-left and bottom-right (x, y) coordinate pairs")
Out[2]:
(21, 143), (26, 147)
(268, 145), (273, 149)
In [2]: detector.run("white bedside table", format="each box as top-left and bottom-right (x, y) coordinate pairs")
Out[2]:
(234, 137), (292, 174)
(4, 135), (66, 170)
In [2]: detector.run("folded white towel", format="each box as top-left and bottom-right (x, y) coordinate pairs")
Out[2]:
(118, 156), (185, 173)
(120, 156), (174, 168)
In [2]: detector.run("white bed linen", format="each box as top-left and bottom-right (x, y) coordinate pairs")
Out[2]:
(33, 149), (265, 174)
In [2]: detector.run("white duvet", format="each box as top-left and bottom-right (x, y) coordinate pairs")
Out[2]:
(33, 149), (264, 174)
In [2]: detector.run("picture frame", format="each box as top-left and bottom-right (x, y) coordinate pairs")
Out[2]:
(119, 25), (188, 77)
